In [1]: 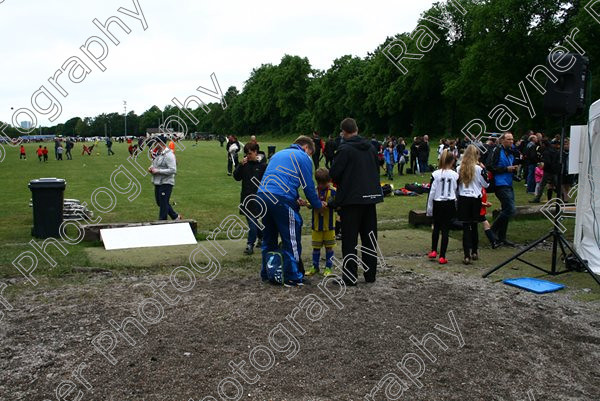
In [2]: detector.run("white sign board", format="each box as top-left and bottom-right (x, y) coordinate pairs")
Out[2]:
(101, 223), (197, 250)
(569, 125), (586, 174)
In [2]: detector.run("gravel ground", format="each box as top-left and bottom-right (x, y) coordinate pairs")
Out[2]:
(1, 256), (599, 401)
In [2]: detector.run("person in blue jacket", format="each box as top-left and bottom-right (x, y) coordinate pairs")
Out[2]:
(257, 136), (327, 287)
(485, 132), (519, 247)
(383, 141), (398, 180)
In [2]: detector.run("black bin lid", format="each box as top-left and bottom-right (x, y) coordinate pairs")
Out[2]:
(29, 178), (66, 190)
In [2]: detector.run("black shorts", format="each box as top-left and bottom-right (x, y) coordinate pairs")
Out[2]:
(432, 200), (456, 224)
(457, 196), (482, 223)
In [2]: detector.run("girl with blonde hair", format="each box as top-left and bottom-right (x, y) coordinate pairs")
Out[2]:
(457, 145), (489, 264)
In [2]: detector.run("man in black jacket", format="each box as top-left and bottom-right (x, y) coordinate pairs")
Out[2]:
(523, 134), (539, 194)
(531, 139), (561, 203)
(312, 131), (323, 169)
(416, 136), (430, 174)
(330, 118), (383, 285)
(324, 135), (336, 169)
(226, 135), (241, 176)
(410, 137), (418, 174)
(233, 142), (267, 254)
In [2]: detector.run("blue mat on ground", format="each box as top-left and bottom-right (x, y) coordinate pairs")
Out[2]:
(503, 278), (565, 294)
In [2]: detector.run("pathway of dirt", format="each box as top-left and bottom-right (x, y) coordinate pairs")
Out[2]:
(1, 254), (599, 401)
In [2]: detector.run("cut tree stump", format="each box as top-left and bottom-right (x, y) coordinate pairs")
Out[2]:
(409, 210), (432, 226)
(492, 205), (543, 220)
(410, 205), (543, 227)
(81, 219), (197, 242)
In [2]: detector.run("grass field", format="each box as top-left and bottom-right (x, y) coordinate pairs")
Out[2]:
(0, 138), (597, 298)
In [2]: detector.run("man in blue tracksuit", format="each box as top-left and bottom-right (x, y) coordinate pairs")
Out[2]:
(257, 136), (326, 286)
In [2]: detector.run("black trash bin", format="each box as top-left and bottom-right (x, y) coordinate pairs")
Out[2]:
(267, 146), (276, 159)
(29, 178), (66, 239)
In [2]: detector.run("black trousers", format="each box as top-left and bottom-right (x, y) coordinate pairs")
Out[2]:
(397, 161), (405, 175)
(462, 223), (479, 257)
(227, 154), (238, 174)
(154, 184), (179, 220)
(340, 204), (378, 284)
(432, 200), (455, 258)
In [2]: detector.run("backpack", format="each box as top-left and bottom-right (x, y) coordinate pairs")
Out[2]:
(381, 183), (393, 196)
(405, 183), (430, 194)
(266, 251), (284, 284)
(564, 254), (587, 272)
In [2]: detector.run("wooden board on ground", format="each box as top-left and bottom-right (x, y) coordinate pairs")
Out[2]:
(81, 219), (197, 242)
(100, 222), (197, 250)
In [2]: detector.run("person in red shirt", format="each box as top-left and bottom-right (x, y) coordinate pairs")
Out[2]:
(36, 145), (43, 162)
(42, 146), (49, 162)
(19, 145), (26, 160)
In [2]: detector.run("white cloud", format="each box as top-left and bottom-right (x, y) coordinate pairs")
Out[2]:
(0, 0), (437, 126)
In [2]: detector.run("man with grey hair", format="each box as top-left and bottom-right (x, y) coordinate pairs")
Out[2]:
(330, 118), (383, 285)
(486, 132), (518, 246)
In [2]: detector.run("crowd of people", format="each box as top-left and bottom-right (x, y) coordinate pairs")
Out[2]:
(426, 130), (577, 265)
(15, 135), (184, 162)
(225, 126), (576, 280)
(14, 124), (575, 283)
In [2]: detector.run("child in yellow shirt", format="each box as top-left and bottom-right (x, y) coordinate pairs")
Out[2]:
(306, 168), (336, 277)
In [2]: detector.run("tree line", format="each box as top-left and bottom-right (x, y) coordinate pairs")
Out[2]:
(3, 0), (599, 140)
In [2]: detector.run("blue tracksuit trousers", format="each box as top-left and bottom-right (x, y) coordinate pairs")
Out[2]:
(257, 193), (304, 283)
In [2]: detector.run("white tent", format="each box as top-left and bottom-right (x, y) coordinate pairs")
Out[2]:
(575, 99), (600, 274)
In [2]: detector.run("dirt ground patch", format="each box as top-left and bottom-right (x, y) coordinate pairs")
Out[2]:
(1, 254), (599, 401)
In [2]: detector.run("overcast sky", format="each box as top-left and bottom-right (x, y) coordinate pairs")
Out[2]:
(0, 0), (437, 127)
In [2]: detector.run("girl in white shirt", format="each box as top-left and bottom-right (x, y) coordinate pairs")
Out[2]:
(426, 150), (459, 264)
(457, 145), (489, 264)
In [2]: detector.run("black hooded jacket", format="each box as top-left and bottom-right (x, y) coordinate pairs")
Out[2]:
(329, 135), (383, 206)
(233, 159), (267, 215)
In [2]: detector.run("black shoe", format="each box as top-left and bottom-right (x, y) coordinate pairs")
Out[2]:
(463, 257), (471, 265)
(256, 239), (262, 248)
(244, 245), (254, 255)
(491, 241), (501, 249)
(342, 278), (357, 287)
